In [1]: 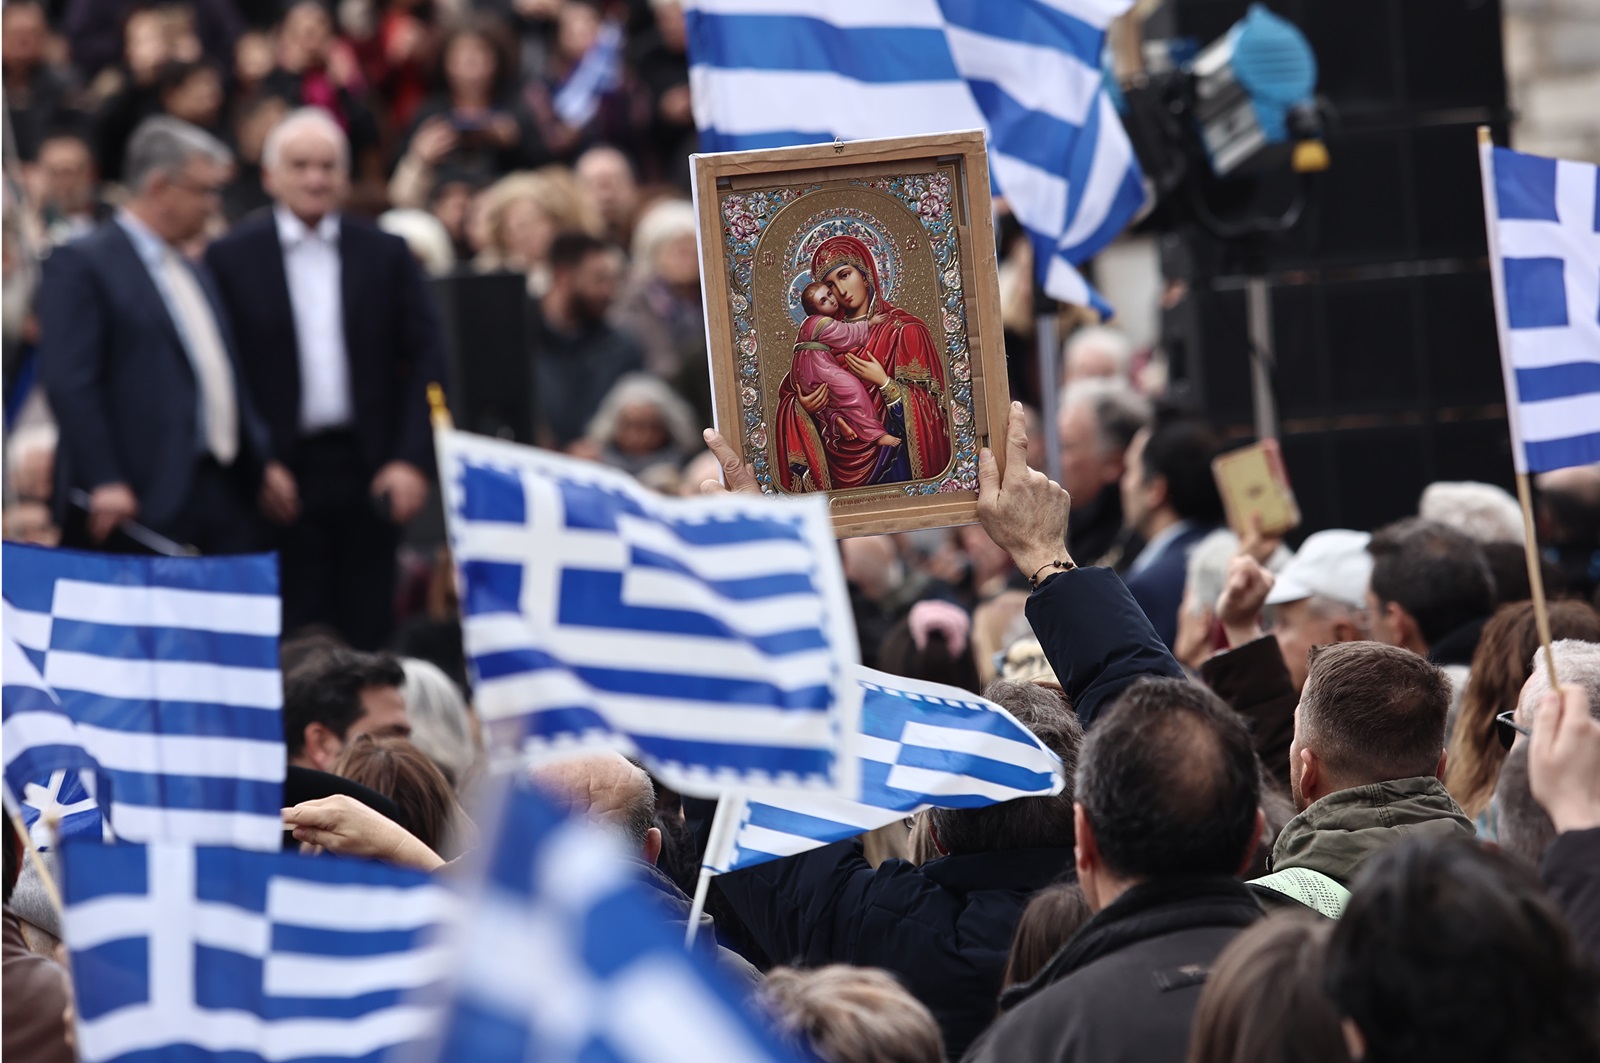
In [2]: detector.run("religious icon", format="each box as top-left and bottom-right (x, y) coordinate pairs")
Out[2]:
(694, 132), (1010, 536)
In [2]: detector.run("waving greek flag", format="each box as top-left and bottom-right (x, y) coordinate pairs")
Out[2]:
(1481, 140), (1600, 472)
(2, 620), (107, 846)
(439, 429), (858, 795)
(424, 782), (802, 1063)
(60, 839), (454, 1063)
(684, 0), (1146, 313)
(704, 668), (1066, 875)
(2, 544), (285, 850)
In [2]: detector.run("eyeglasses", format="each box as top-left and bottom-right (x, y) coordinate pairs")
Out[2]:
(1495, 710), (1532, 750)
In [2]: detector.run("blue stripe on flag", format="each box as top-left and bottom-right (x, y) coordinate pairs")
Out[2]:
(515, 707), (836, 777)
(46, 619), (278, 669)
(629, 546), (817, 601)
(1516, 363), (1600, 403)
(1504, 257), (1569, 329)
(744, 800), (864, 841)
(558, 480), (807, 545)
(685, 14), (957, 81)
(459, 463), (527, 524)
(695, 126), (835, 153)
(64, 694), (282, 741)
(937, 0), (1103, 61)
(461, 560), (523, 617)
(72, 936), (151, 1020)
(107, 773), (279, 813)
(889, 744), (1057, 791)
(967, 81), (1081, 179)
(475, 646), (832, 708)
(556, 570), (829, 653)
(1525, 432), (1600, 473)
(270, 924), (425, 958)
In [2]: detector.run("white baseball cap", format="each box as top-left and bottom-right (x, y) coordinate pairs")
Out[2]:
(1264, 530), (1373, 610)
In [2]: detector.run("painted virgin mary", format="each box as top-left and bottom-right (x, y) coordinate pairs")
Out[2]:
(774, 234), (952, 492)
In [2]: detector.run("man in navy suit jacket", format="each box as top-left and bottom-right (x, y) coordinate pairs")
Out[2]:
(38, 117), (279, 554)
(1119, 408), (1226, 649)
(205, 107), (445, 650)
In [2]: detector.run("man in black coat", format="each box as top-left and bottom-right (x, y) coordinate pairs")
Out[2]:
(39, 117), (277, 554)
(704, 405), (1186, 1058)
(206, 107), (445, 649)
(965, 677), (1265, 1063)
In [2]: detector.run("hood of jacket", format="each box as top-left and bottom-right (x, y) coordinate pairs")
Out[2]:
(1271, 776), (1475, 885)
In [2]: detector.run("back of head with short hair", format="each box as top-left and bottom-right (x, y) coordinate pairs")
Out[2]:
(549, 230), (610, 272)
(763, 965), (945, 1063)
(1186, 912), (1347, 1063)
(1367, 517), (1495, 646)
(282, 649), (406, 757)
(123, 115), (231, 192)
(331, 735), (461, 855)
(1326, 835), (1600, 1063)
(1076, 678), (1261, 880)
(1139, 405), (1225, 525)
(1298, 641), (1451, 785)
(924, 681), (1083, 856)
(1062, 379), (1150, 457)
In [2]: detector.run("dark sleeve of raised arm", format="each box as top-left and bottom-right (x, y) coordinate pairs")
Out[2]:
(1200, 636), (1299, 786)
(1024, 566), (1183, 727)
(1540, 827), (1600, 968)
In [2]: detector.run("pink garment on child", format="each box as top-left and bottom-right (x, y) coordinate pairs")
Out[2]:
(791, 315), (892, 447)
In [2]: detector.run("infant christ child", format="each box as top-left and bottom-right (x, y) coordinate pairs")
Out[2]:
(792, 281), (901, 449)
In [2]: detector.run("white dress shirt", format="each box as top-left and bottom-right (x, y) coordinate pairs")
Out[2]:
(275, 206), (353, 433)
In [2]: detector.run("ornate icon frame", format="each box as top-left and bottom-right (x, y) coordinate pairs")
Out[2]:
(692, 131), (1010, 537)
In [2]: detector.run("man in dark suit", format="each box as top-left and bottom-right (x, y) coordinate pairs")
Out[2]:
(1119, 408), (1226, 649)
(206, 107), (444, 650)
(38, 116), (282, 554)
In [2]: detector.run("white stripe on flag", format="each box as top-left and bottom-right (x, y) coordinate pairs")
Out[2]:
(108, 806), (284, 850)
(944, 24), (1100, 127)
(267, 878), (455, 932)
(1517, 392), (1600, 443)
(687, 67), (985, 139)
(616, 517), (819, 581)
(62, 896), (151, 950)
(44, 652), (281, 709)
(75, 724), (283, 781)
(990, 151), (1069, 239)
(2, 709), (81, 750)
(1504, 323), (1600, 371)
(1058, 93), (1137, 251)
(50, 582), (279, 636)
(77, 1004), (440, 1063)
(622, 573), (825, 638)
(882, 764), (1046, 801)
(684, 0), (945, 28)
(5, 607), (52, 653)
(898, 721), (1047, 765)
(264, 945), (453, 998)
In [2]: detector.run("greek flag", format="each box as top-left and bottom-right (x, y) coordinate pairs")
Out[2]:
(705, 668), (1065, 875)
(60, 840), (455, 1063)
(439, 430), (858, 795)
(424, 782), (802, 1063)
(2, 621), (107, 849)
(553, 17), (625, 127)
(684, 0), (1146, 313)
(2, 544), (285, 850)
(1481, 142), (1600, 472)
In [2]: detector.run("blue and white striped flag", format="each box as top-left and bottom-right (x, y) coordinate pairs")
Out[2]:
(2, 544), (285, 850)
(684, 0), (1146, 313)
(705, 667), (1065, 875)
(439, 430), (859, 795)
(423, 782), (803, 1063)
(2, 620), (108, 849)
(1481, 142), (1600, 472)
(60, 840), (455, 1062)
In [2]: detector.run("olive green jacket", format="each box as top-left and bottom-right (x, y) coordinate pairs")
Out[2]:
(1252, 777), (1475, 916)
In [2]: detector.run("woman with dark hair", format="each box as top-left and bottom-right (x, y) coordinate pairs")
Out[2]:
(1327, 835), (1600, 1063)
(999, 883), (1091, 999)
(331, 734), (470, 858)
(1444, 599), (1600, 822)
(876, 599), (980, 694)
(389, 16), (548, 207)
(1186, 912), (1348, 1063)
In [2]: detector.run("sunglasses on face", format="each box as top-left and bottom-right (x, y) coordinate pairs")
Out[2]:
(1495, 710), (1532, 750)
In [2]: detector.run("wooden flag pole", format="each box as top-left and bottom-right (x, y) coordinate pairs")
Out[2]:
(1479, 125), (1561, 692)
(426, 382), (453, 431)
(1515, 472), (1562, 692)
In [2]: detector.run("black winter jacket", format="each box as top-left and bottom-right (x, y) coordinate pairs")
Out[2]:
(964, 876), (1263, 1063)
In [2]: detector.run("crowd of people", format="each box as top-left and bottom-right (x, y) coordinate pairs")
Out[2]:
(4, 1), (1600, 1062)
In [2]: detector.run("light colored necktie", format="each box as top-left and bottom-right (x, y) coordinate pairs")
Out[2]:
(159, 250), (238, 465)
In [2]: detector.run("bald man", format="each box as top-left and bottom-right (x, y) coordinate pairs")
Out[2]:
(206, 107), (445, 650)
(529, 751), (662, 865)
(529, 752), (759, 985)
